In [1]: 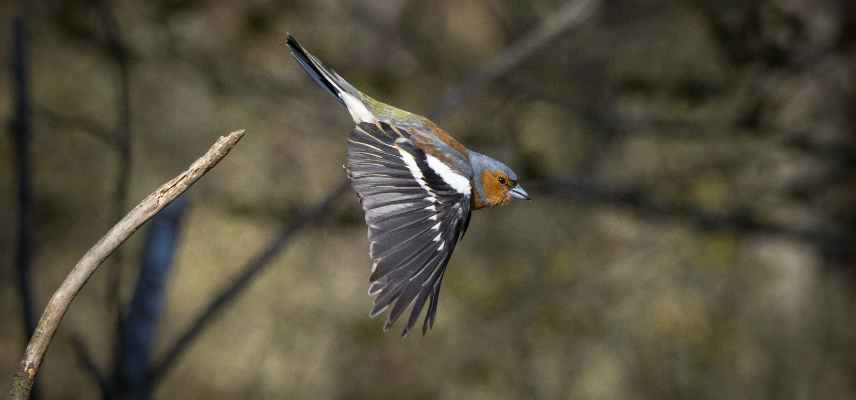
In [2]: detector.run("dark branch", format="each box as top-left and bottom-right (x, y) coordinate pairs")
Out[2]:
(96, 6), (137, 390)
(115, 196), (191, 400)
(70, 335), (108, 392)
(35, 104), (114, 147)
(433, 0), (600, 116)
(99, 0), (134, 322)
(10, 10), (36, 350)
(10, 13), (40, 400)
(533, 176), (853, 256)
(148, 181), (349, 385)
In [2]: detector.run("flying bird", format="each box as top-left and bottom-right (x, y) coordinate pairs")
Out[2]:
(286, 35), (529, 336)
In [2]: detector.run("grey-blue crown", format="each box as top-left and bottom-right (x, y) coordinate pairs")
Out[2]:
(470, 151), (517, 180)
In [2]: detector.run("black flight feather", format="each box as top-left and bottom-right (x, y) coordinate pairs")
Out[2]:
(345, 122), (472, 335)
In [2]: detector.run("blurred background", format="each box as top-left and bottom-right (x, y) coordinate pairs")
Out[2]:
(3, 0), (856, 398)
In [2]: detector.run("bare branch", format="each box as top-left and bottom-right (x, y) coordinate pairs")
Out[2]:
(7, 130), (246, 400)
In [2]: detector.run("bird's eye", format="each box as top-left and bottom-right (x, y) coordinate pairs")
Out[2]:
(497, 176), (507, 185)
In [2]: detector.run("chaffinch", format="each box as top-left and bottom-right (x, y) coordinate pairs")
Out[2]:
(287, 35), (529, 336)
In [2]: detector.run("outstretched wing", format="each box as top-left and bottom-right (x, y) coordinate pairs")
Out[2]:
(346, 121), (472, 336)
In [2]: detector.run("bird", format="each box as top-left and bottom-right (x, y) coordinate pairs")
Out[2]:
(286, 34), (529, 336)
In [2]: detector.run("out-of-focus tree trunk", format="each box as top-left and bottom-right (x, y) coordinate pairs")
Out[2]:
(112, 197), (190, 400)
(10, 12), (39, 400)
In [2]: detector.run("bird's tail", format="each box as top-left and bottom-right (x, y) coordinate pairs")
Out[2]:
(286, 34), (375, 123)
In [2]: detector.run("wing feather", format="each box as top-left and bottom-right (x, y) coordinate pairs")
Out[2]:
(346, 121), (472, 334)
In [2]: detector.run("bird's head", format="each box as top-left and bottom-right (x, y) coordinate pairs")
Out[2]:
(470, 152), (529, 209)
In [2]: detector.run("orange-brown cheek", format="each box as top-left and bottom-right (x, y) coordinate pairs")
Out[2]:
(480, 170), (510, 207)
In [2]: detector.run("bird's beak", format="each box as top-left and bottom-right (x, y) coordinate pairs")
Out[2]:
(509, 185), (530, 200)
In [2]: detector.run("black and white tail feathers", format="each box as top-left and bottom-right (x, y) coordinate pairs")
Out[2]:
(286, 34), (375, 123)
